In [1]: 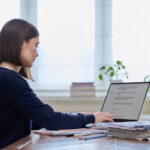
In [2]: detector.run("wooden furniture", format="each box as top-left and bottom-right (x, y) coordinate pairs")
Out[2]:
(3, 132), (150, 150)
(3, 115), (150, 150)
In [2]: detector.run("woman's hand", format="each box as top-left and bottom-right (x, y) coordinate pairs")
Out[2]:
(80, 111), (113, 123)
(93, 112), (114, 123)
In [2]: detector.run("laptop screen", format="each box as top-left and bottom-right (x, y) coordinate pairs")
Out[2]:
(101, 82), (149, 121)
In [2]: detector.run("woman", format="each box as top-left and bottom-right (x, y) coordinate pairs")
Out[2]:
(0, 19), (113, 148)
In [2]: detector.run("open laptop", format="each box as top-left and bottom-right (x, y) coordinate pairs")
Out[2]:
(101, 82), (149, 122)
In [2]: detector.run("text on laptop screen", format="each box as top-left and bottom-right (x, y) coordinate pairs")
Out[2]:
(101, 83), (149, 120)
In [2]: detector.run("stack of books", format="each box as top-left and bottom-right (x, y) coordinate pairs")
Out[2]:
(70, 82), (95, 97)
(107, 123), (150, 140)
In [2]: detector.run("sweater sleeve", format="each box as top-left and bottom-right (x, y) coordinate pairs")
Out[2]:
(4, 73), (95, 130)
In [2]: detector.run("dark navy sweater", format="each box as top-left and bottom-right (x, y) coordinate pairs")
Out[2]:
(0, 67), (95, 148)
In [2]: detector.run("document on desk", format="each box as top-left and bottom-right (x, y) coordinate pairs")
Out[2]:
(106, 121), (150, 140)
(33, 128), (107, 136)
(86, 120), (150, 130)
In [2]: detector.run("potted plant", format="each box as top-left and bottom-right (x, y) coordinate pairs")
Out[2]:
(98, 60), (128, 82)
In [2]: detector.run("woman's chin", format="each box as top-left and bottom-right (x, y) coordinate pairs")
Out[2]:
(24, 63), (33, 68)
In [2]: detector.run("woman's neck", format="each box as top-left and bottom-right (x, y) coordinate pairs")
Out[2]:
(0, 62), (22, 73)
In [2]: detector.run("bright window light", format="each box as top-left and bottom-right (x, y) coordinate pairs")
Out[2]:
(113, 0), (150, 82)
(0, 0), (20, 29)
(37, 0), (95, 87)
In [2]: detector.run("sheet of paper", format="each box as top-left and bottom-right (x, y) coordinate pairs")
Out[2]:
(33, 128), (106, 136)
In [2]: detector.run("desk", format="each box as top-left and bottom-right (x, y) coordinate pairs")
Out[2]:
(3, 133), (150, 150)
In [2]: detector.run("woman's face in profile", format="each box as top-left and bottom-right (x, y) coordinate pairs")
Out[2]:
(20, 36), (39, 67)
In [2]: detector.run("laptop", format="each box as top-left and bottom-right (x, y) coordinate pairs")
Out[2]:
(101, 82), (149, 122)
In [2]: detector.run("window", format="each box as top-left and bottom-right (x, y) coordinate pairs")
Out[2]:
(0, 0), (20, 29)
(112, 0), (150, 82)
(36, 0), (95, 89)
(0, 0), (112, 91)
(1, 0), (150, 91)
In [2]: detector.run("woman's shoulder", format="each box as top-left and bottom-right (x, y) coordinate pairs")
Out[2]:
(0, 67), (27, 85)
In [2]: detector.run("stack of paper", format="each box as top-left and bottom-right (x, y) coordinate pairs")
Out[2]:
(86, 122), (111, 130)
(86, 121), (150, 130)
(107, 122), (150, 140)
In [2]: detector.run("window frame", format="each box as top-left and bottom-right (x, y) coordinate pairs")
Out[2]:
(20, 0), (113, 93)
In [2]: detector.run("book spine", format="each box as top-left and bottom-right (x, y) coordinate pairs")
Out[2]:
(71, 82), (94, 87)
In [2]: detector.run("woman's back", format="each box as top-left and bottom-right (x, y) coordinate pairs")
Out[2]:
(0, 67), (31, 148)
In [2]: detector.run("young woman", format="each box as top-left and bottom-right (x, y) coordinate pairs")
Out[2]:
(0, 19), (113, 148)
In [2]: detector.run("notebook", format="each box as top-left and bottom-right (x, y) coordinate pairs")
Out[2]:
(101, 82), (149, 122)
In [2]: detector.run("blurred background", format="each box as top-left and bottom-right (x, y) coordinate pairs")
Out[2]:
(1, 0), (150, 113)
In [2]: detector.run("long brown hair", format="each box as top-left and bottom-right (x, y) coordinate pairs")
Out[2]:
(0, 19), (39, 80)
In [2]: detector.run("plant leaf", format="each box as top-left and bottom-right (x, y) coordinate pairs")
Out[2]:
(99, 66), (106, 71)
(99, 74), (103, 80)
(117, 60), (122, 65)
(110, 71), (114, 77)
(106, 66), (114, 73)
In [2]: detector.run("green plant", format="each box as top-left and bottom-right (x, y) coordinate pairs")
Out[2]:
(98, 60), (128, 82)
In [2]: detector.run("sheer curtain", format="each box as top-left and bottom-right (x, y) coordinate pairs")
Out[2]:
(0, 0), (113, 91)
(112, 0), (150, 82)
(1, 0), (112, 91)
(36, 0), (95, 89)
(0, 0), (19, 29)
